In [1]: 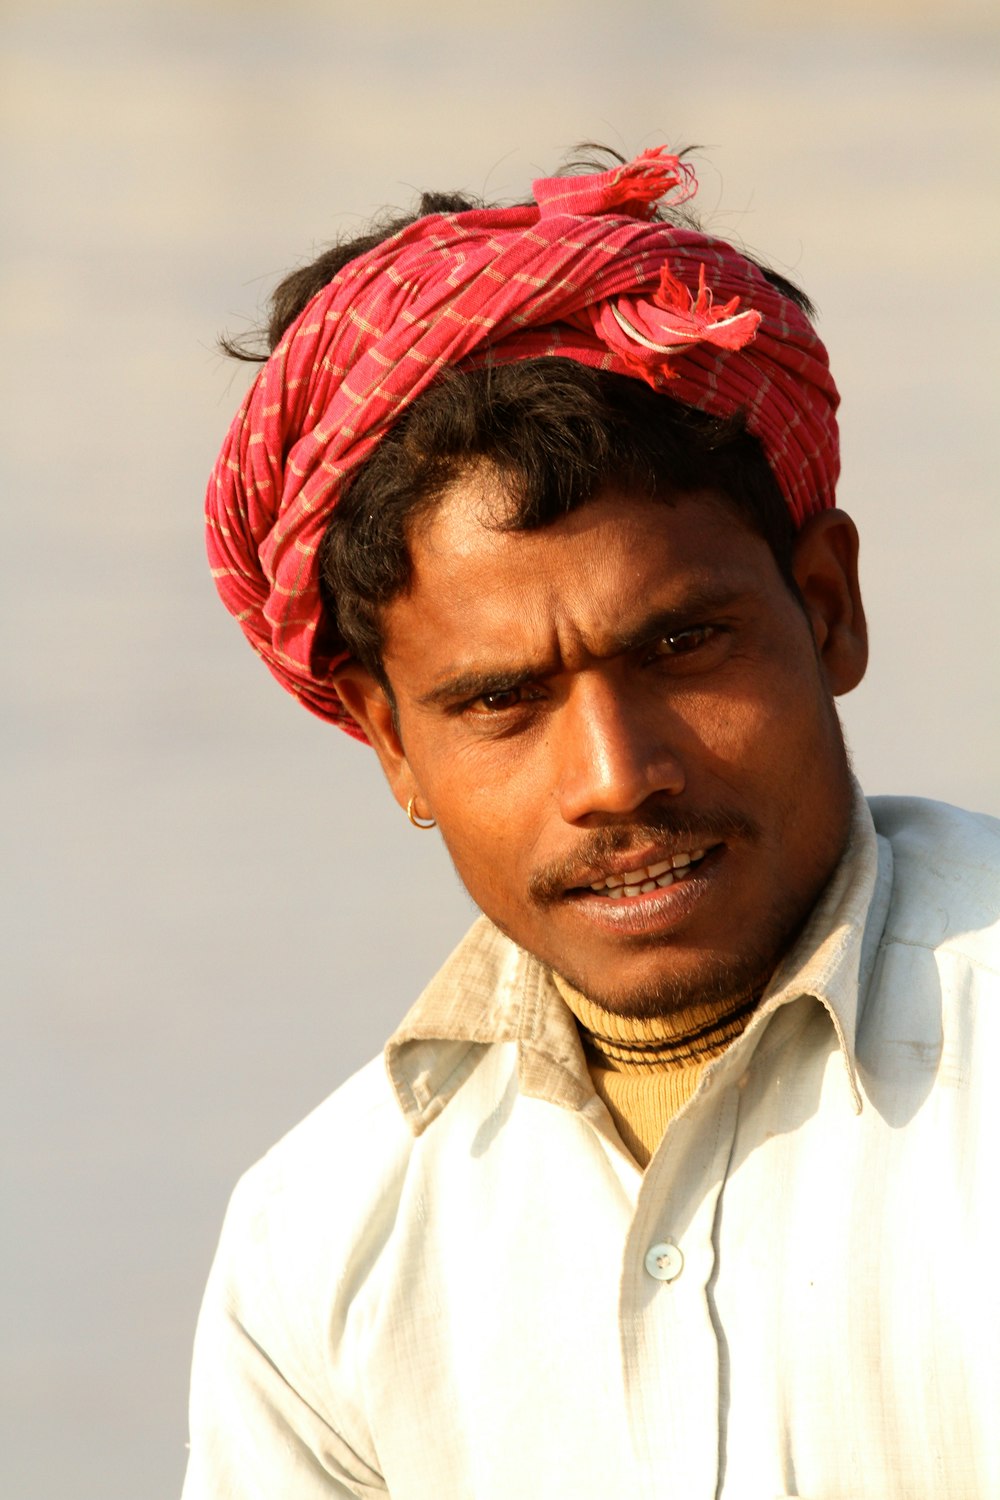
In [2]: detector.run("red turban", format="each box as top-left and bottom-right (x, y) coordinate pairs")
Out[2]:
(207, 147), (840, 735)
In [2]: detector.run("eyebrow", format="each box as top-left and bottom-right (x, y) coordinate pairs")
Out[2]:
(416, 583), (747, 709)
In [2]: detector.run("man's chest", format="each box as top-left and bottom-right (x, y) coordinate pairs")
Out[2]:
(353, 1014), (996, 1500)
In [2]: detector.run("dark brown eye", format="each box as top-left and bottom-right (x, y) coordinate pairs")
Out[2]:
(652, 626), (715, 656)
(480, 688), (522, 711)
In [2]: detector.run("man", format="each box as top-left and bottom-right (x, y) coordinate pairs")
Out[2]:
(185, 148), (999, 1498)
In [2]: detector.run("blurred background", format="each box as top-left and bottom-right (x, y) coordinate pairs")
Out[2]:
(3, 1), (997, 1494)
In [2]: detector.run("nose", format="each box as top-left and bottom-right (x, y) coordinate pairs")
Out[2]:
(553, 673), (685, 823)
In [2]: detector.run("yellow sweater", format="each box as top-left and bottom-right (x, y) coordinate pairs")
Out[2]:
(552, 974), (758, 1168)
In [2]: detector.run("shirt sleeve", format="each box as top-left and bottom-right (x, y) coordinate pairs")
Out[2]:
(181, 1174), (388, 1500)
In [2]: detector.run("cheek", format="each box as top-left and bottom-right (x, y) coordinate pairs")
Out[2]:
(437, 816), (535, 927)
(669, 681), (787, 769)
(420, 751), (543, 901)
(674, 656), (835, 793)
(708, 667), (849, 854)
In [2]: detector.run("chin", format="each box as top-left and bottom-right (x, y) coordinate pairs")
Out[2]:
(556, 947), (780, 1019)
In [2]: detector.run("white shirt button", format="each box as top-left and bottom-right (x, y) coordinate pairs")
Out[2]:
(644, 1241), (683, 1281)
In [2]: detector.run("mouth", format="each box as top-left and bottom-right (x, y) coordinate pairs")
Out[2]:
(568, 844), (718, 901)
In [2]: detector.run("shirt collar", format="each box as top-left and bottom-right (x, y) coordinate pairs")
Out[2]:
(385, 781), (893, 1134)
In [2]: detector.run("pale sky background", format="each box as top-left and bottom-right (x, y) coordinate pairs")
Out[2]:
(3, 1), (998, 1495)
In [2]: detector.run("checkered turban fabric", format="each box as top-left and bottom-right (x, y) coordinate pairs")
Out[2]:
(207, 147), (840, 734)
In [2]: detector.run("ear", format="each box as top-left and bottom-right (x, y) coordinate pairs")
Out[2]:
(791, 508), (868, 696)
(334, 664), (420, 813)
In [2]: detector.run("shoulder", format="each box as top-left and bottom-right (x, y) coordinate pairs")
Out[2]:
(869, 794), (1000, 872)
(213, 1055), (414, 1332)
(216, 916), (524, 1301)
(188, 1052), (446, 1488)
(868, 795), (1000, 970)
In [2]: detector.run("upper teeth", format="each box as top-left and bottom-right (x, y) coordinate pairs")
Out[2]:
(589, 849), (706, 894)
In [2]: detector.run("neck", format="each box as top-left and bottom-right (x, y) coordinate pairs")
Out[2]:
(551, 972), (759, 1167)
(553, 972), (760, 1068)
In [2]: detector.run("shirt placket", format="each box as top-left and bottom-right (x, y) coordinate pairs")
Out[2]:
(618, 1080), (741, 1498)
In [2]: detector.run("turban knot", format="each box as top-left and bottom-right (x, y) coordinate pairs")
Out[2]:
(206, 146), (840, 733)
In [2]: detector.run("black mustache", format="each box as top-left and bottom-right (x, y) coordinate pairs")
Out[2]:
(528, 805), (760, 903)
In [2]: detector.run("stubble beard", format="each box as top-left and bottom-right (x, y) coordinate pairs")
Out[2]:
(548, 899), (797, 1021)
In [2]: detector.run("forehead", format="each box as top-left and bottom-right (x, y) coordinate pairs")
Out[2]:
(381, 480), (781, 671)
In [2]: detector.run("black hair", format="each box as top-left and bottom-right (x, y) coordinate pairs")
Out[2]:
(317, 360), (796, 685)
(221, 147), (812, 685)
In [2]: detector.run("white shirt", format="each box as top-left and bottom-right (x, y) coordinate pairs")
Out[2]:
(182, 791), (1000, 1499)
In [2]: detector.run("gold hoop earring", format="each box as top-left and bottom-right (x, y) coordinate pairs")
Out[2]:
(406, 795), (436, 830)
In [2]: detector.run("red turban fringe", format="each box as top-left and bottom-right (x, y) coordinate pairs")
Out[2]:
(206, 147), (840, 736)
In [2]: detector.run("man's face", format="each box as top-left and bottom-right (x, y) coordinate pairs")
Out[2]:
(354, 478), (862, 1015)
